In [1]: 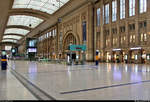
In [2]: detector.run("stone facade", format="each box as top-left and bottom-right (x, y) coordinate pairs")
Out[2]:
(37, 2), (95, 61)
(36, 0), (150, 64)
(95, 0), (150, 64)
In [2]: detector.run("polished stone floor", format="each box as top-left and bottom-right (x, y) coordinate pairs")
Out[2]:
(0, 69), (37, 100)
(6, 61), (150, 100)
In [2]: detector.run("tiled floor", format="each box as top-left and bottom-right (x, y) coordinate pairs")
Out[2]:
(7, 61), (150, 100)
(0, 69), (37, 100)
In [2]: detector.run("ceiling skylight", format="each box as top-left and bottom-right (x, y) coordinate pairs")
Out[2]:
(2, 39), (17, 43)
(3, 35), (22, 40)
(7, 15), (44, 28)
(4, 28), (30, 36)
(12, 0), (70, 14)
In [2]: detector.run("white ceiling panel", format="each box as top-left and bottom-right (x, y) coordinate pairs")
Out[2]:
(3, 35), (22, 40)
(7, 15), (44, 28)
(2, 39), (17, 43)
(13, 0), (70, 14)
(4, 28), (30, 35)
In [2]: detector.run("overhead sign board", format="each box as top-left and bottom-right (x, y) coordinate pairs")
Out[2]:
(70, 45), (86, 51)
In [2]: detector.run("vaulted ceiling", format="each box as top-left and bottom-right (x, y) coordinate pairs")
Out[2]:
(0, 0), (93, 46)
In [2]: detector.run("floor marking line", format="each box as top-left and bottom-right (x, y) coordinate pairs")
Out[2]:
(10, 68), (56, 100)
(60, 80), (150, 94)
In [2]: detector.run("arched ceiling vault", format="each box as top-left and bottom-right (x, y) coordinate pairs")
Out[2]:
(3, 38), (19, 41)
(6, 25), (32, 31)
(9, 9), (50, 20)
(0, 42), (18, 46)
(1, 0), (72, 45)
(3, 33), (24, 37)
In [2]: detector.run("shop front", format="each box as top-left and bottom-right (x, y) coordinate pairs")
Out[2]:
(146, 54), (150, 64)
(112, 49), (122, 63)
(105, 51), (112, 63)
(141, 50), (146, 64)
(143, 47), (150, 64)
(129, 47), (142, 64)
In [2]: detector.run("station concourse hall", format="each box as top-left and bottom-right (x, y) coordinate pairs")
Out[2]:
(0, 0), (150, 101)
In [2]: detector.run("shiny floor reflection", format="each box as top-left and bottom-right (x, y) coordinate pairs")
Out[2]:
(0, 69), (37, 100)
(8, 61), (150, 100)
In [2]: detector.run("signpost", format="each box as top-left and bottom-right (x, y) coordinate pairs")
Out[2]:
(69, 45), (86, 51)
(68, 44), (86, 65)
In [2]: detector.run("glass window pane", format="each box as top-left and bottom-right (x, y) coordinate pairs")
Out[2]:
(13, 0), (70, 14)
(112, 0), (117, 22)
(3, 35), (22, 40)
(97, 8), (100, 26)
(4, 28), (30, 35)
(2, 40), (17, 43)
(7, 15), (44, 28)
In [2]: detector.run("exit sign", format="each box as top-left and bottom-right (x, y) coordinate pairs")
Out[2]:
(70, 45), (86, 51)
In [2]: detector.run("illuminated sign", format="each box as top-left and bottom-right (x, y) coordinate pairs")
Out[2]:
(112, 49), (121, 51)
(130, 47), (142, 50)
(70, 45), (86, 51)
(28, 48), (37, 52)
(5, 46), (12, 51)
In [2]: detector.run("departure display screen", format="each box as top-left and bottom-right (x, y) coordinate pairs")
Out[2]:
(29, 40), (37, 47)
(28, 48), (37, 52)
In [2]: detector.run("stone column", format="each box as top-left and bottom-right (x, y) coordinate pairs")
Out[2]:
(148, 0), (150, 13)
(147, 0), (150, 47)
(94, 5), (97, 61)
(126, 0), (129, 18)
(135, 0), (139, 45)
(125, 0), (129, 47)
(117, 0), (120, 48)
(86, 2), (94, 61)
(100, 1), (105, 62)
(109, 0), (113, 48)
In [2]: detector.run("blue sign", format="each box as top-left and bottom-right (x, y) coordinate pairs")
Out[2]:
(82, 21), (86, 41)
(70, 45), (86, 51)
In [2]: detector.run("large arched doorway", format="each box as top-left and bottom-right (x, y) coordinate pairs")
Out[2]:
(62, 33), (77, 59)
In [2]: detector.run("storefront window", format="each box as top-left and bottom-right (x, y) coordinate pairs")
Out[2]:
(113, 38), (115, 45)
(124, 36), (126, 41)
(106, 52), (111, 62)
(141, 33), (143, 42)
(142, 54), (146, 59)
(144, 33), (147, 41)
(135, 55), (138, 60)
(130, 35), (132, 43)
(124, 55), (128, 60)
(147, 55), (150, 60)
(131, 53), (134, 60)
(133, 35), (135, 42)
